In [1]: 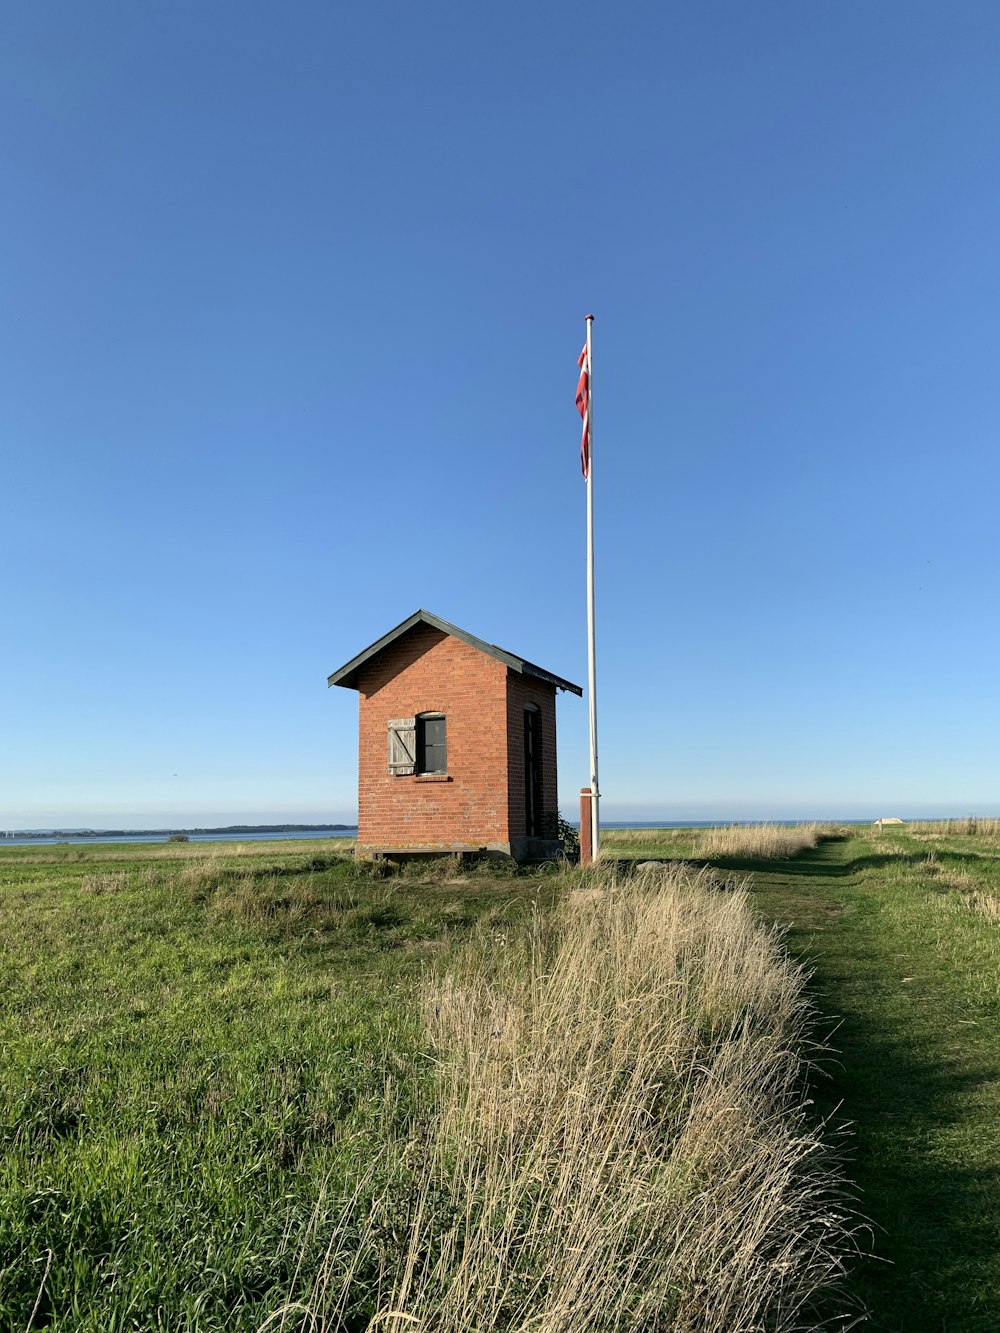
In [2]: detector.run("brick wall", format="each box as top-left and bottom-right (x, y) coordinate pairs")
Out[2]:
(357, 625), (511, 849)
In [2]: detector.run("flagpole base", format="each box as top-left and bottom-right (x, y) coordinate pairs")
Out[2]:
(579, 787), (594, 866)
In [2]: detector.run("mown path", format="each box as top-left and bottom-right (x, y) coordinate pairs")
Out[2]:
(728, 835), (1000, 1333)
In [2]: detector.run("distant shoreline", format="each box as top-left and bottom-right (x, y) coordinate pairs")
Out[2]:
(2, 824), (358, 841)
(3, 816), (989, 845)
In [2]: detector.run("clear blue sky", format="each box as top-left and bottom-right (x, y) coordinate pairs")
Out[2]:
(4, 1), (1000, 828)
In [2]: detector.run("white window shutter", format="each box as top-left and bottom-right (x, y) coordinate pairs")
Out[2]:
(388, 718), (416, 775)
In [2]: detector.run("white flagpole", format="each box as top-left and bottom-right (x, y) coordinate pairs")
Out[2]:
(585, 314), (600, 859)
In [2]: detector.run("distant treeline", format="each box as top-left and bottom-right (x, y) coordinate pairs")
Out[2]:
(6, 824), (357, 839)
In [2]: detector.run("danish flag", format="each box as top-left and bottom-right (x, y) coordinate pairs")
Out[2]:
(576, 345), (590, 479)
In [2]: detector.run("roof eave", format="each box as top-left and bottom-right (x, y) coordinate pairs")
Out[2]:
(326, 609), (430, 690)
(326, 609), (583, 696)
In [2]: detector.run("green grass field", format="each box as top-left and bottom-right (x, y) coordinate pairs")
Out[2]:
(604, 821), (1000, 1332)
(4, 825), (998, 1331)
(0, 840), (559, 1331)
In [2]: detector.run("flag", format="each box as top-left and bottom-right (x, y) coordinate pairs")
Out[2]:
(576, 345), (590, 479)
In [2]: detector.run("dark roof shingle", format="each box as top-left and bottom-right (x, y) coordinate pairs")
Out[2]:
(327, 609), (583, 696)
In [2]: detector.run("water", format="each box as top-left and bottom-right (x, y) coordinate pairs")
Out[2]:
(0, 819), (868, 848)
(0, 828), (358, 848)
(595, 819), (858, 829)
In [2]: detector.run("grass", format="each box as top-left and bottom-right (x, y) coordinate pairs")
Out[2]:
(0, 837), (857, 1331)
(689, 821), (826, 860)
(0, 839), (558, 1332)
(284, 861), (855, 1332)
(726, 827), (1000, 1332)
(601, 821), (828, 861)
(575, 822), (1000, 1329)
(906, 816), (1000, 839)
(24, 821), (997, 1330)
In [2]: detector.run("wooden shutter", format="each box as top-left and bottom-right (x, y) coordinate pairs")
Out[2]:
(388, 718), (416, 775)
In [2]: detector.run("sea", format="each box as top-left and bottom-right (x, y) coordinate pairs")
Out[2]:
(0, 819), (859, 849)
(0, 829), (359, 848)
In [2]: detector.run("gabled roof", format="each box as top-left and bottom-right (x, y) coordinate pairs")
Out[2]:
(327, 609), (583, 696)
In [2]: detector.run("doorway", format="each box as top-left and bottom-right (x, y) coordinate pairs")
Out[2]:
(524, 705), (542, 837)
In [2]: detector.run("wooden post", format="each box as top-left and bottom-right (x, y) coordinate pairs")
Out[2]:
(579, 787), (593, 866)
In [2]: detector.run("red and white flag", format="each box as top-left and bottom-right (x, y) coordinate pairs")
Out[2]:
(576, 345), (590, 479)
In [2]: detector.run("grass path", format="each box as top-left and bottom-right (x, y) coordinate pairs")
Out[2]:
(733, 835), (1000, 1332)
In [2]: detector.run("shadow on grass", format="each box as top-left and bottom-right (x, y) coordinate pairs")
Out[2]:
(693, 839), (1000, 882)
(621, 840), (1000, 883)
(841, 849), (1000, 876)
(747, 837), (1000, 1332)
(610, 836), (857, 880)
(806, 968), (1000, 1331)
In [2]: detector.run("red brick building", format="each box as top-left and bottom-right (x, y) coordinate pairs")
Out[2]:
(327, 610), (581, 860)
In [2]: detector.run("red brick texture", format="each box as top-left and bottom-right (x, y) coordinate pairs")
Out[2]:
(354, 624), (561, 853)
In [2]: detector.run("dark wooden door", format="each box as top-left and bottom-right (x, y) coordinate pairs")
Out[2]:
(524, 707), (542, 837)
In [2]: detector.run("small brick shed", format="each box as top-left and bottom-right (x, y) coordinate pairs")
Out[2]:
(327, 609), (582, 861)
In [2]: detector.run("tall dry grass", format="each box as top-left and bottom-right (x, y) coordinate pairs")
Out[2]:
(276, 862), (855, 1332)
(689, 822), (825, 860)
(908, 817), (1000, 838)
(600, 824), (826, 860)
(599, 826), (690, 846)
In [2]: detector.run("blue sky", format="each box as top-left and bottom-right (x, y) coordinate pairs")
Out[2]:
(4, 1), (1000, 828)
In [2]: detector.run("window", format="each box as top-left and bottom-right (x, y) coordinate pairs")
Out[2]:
(386, 715), (447, 776)
(417, 713), (447, 774)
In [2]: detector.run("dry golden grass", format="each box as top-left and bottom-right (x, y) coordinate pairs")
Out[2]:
(79, 866), (161, 894)
(281, 862), (854, 1332)
(861, 838), (911, 855)
(963, 892), (1000, 921)
(600, 824), (826, 861)
(3, 837), (356, 867)
(918, 855), (1000, 919)
(80, 869), (131, 894)
(908, 817), (1000, 838)
(599, 826), (689, 847)
(146, 838), (356, 861)
(689, 822), (826, 860)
